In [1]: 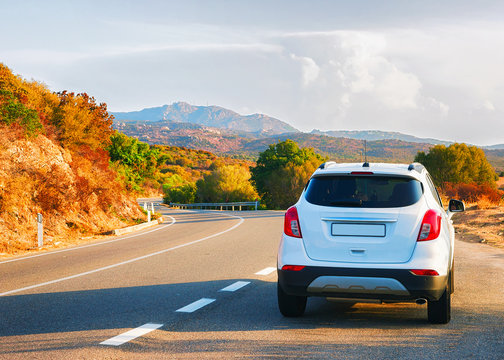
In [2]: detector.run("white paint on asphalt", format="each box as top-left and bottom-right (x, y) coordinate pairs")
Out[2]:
(255, 267), (276, 276)
(0, 216), (177, 265)
(176, 298), (216, 313)
(219, 281), (251, 292)
(100, 323), (163, 346)
(0, 212), (244, 297)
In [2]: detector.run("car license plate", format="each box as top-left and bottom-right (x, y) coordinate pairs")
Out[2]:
(331, 223), (385, 237)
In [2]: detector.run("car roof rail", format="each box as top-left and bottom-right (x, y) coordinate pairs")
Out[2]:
(318, 161), (336, 169)
(408, 162), (425, 173)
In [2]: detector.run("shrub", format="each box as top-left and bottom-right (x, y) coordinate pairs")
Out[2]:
(196, 164), (258, 203)
(164, 183), (197, 204)
(415, 143), (496, 188)
(444, 182), (503, 204)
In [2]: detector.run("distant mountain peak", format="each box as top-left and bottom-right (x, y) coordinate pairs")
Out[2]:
(113, 102), (298, 135)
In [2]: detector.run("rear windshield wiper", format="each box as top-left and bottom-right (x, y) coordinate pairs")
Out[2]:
(329, 199), (363, 207)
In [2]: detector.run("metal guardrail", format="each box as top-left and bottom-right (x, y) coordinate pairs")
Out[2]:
(168, 201), (260, 211)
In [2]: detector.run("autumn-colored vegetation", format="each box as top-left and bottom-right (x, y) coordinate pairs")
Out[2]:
(196, 164), (258, 203)
(415, 143), (502, 206)
(161, 147), (256, 204)
(415, 143), (497, 187)
(0, 64), (144, 254)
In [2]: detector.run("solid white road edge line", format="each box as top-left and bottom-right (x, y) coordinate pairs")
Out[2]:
(0, 213), (244, 297)
(176, 298), (216, 313)
(0, 216), (177, 265)
(255, 267), (276, 276)
(100, 323), (163, 346)
(219, 281), (251, 292)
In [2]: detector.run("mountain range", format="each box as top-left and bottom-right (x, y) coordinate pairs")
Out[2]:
(310, 129), (453, 146)
(112, 102), (504, 170)
(112, 102), (298, 135)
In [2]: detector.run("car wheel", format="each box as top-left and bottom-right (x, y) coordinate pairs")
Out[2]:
(277, 282), (307, 317)
(428, 283), (451, 324)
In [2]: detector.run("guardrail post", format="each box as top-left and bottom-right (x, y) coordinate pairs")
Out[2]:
(37, 213), (43, 247)
(143, 202), (147, 211)
(147, 210), (151, 222)
(150, 202), (155, 214)
(255, 201), (258, 210)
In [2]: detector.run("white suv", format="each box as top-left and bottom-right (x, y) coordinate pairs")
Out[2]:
(277, 162), (465, 324)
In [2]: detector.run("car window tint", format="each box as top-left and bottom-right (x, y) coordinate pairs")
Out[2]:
(305, 175), (423, 208)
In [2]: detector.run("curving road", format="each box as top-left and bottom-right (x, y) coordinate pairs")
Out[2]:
(0, 204), (503, 359)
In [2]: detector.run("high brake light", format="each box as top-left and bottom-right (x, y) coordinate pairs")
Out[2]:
(417, 209), (442, 241)
(284, 206), (302, 238)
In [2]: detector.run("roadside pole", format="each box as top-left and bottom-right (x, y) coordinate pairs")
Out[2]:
(37, 213), (43, 248)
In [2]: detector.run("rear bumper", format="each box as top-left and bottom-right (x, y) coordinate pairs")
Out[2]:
(278, 266), (447, 301)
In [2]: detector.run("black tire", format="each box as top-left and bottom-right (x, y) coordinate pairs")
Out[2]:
(277, 282), (307, 317)
(428, 284), (451, 324)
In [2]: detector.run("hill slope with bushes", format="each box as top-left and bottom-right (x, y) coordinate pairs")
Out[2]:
(0, 64), (144, 254)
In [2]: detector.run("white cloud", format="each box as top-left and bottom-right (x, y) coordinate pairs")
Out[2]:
(3, 9), (504, 145)
(482, 100), (496, 111)
(289, 54), (320, 86)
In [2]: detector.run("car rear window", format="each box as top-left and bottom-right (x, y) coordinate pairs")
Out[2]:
(305, 175), (423, 208)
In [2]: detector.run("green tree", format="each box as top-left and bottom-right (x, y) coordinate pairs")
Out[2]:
(107, 132), (160, 190)
(164, 183), (196, 204)
(162, 174), (185, 192)
(196, 165), (258, 202)
(415, 143), (496, 188)
(0, 89), (42, 135)
(251, 139), (325, 209)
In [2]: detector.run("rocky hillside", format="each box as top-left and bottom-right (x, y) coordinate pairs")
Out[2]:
(112, 102), (299, 135)
(114, 120), (434, 163)
(0, 64), (145, 254)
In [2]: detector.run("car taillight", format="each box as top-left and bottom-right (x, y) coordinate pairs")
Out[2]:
(281, 265), (305, 271)
(284, 206), (302, 238)
(410, 269), (439, 276)
(417, 209), (442, 241)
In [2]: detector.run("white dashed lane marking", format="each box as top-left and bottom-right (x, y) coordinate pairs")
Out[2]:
(176, 298), (216, 313)
(219, 281), (250, 292)
(100, 323), (163, 346)
(255, 267), (276, 276)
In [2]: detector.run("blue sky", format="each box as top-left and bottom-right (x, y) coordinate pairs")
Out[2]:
(1, 0), (503, 145)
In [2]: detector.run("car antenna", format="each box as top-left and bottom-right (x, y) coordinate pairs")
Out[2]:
(363, 140), (369, 167)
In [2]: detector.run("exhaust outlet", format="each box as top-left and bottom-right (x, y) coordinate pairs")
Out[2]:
(415, 298), (427, 305)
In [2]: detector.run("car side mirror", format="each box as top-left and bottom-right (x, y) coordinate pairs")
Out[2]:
(448, 199), (465, 212)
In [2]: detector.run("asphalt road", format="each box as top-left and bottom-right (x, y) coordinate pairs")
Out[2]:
(0, 204), (503, 359)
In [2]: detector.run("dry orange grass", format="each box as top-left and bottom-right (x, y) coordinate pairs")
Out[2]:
(0, 130), (146, 256)
(441, 180), (503, 248)
(452, 205), (504, 248)
(497, 176), (504, 190)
